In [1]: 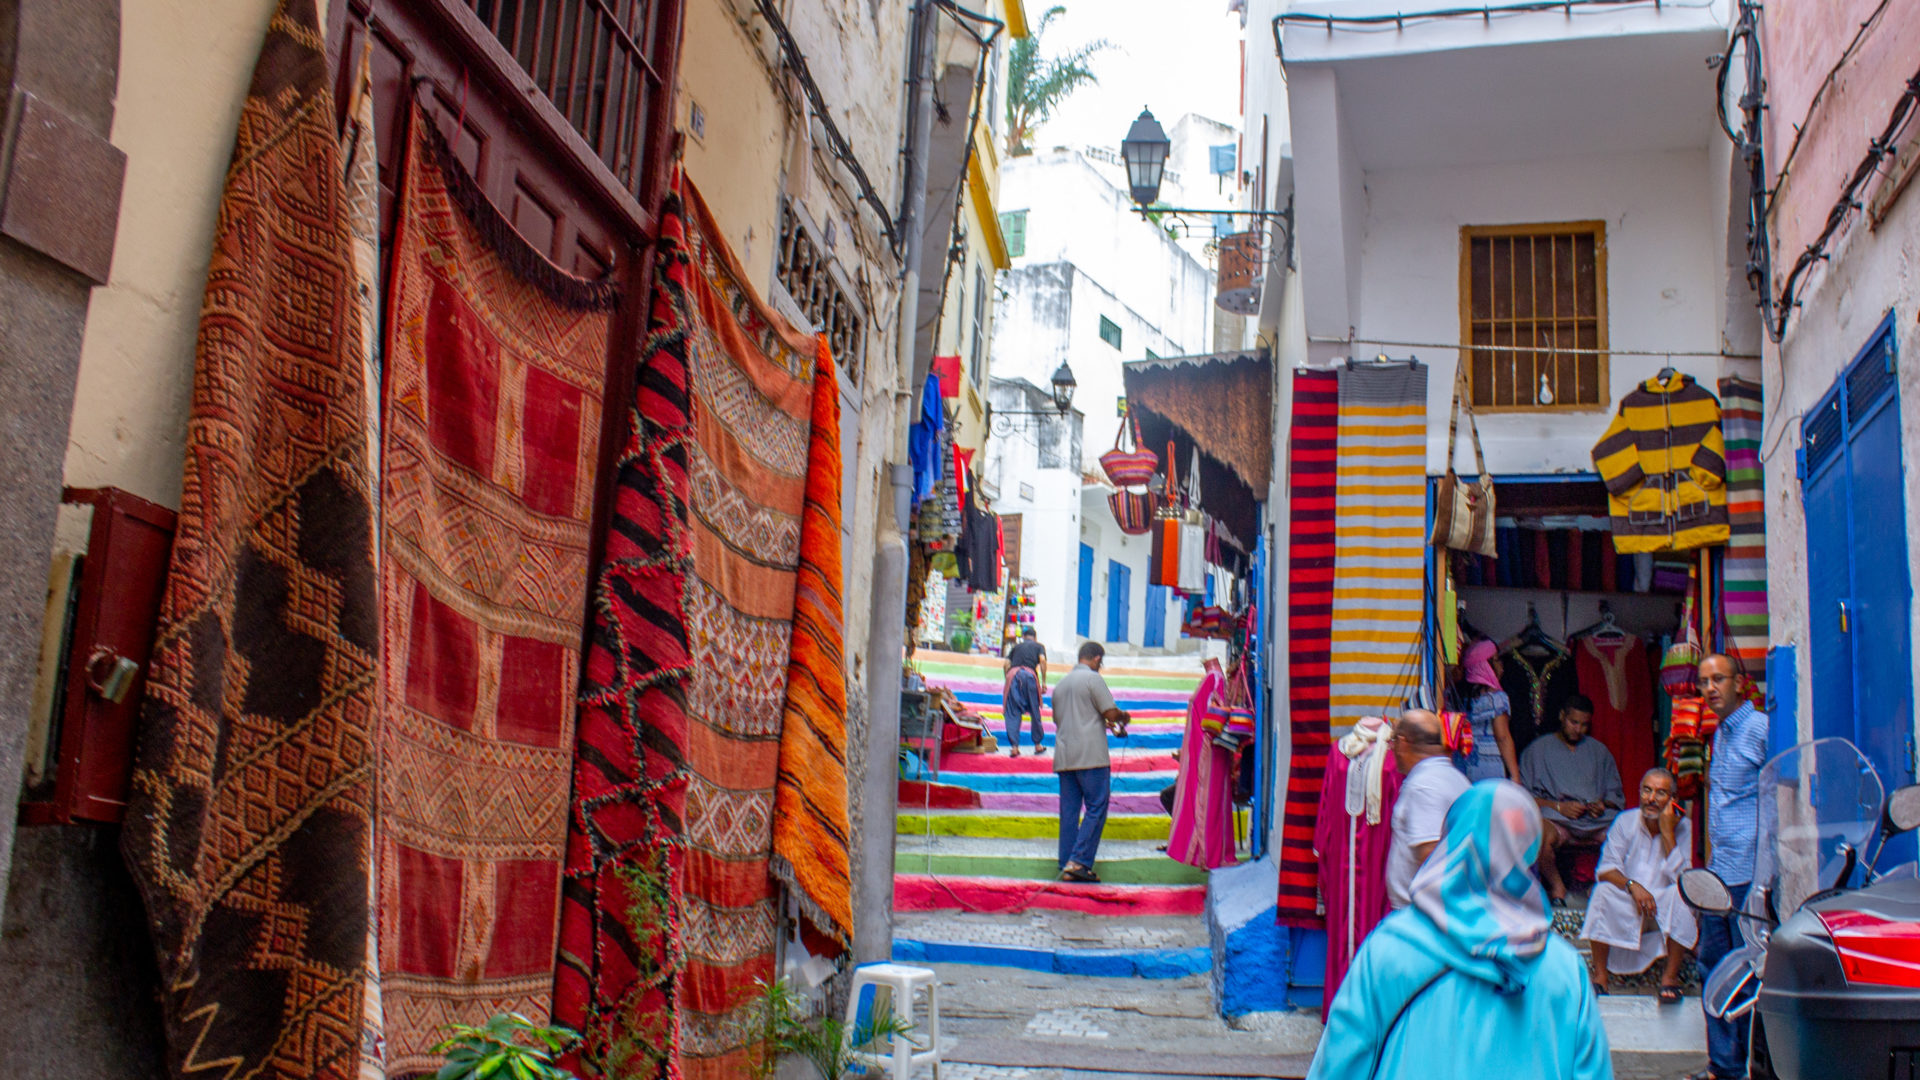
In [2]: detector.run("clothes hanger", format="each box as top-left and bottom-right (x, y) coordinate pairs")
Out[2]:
(1568, 601), (1628, 643)
(1657, 355), (1677, 383)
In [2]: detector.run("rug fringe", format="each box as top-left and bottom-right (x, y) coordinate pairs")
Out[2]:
(771, 853), (852, 949)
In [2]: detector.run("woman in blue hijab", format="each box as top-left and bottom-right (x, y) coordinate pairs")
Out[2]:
(1307, 780), (1613, 1080)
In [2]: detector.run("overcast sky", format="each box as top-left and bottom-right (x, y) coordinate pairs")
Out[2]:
(1022, 2), (1248, 152)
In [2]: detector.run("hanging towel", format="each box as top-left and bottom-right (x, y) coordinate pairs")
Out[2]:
(1339, 717), (1394, 825)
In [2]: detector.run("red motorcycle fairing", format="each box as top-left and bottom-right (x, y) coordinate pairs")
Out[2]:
(1815, 907), (1920, 988)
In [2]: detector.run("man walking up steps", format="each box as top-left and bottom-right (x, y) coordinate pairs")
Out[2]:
(1051, 641), (1131, 882)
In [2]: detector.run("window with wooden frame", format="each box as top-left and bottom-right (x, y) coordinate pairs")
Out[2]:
(1460, 221), (1608, 410)
(464, 0), (677, 203)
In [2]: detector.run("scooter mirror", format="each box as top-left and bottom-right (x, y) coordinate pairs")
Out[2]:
(1888, 784), (1920, 834)
(1680, 867), (1734, 913)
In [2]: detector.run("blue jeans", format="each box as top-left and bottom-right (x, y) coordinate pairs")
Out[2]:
(1004, 668), (1044, 750)
(1698, 881), (1752, 1078)
(1058, 766), (1111, 870)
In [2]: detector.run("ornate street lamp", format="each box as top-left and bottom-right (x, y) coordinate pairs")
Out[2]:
(1121, 108), (1172, 206)
(988, 361), (1078, 437)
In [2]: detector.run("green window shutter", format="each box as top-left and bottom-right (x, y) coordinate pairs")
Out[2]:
(1099, 316), (1122, 350)
(1000, 210), (1027, 259)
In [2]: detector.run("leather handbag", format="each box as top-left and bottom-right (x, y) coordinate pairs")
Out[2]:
(1224, 664), (1256, 738)
(1429, 364), (1497, 556)
(1099, 415), (1159, 488)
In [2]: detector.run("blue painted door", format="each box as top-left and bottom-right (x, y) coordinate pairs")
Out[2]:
(1076, 543), (1093, 637)
(1802, 315), (1915, 864)
(1107, 560), (1131, 643)
(1143, 584), (1168, 648)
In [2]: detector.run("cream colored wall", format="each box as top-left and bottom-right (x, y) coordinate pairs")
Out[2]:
(677, 0), (787, 295)
(63, 0), (291, 515)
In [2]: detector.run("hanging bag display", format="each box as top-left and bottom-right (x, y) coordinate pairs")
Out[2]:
(1225, 661), (1256, 740)
(1153, 442), (1184, 588)
(1429, 364), (1497, 556)
(1107, 489), (1158, 535)
(1100, 414), (1159, 488)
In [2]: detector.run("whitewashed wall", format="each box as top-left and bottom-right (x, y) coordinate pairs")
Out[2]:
(1349, 147), (1729, 475)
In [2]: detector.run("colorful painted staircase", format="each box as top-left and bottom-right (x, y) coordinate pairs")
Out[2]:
(894, 650), (1220, 970)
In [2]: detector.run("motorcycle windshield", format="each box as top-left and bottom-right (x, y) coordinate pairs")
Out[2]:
(1749, 738), (1884, 924)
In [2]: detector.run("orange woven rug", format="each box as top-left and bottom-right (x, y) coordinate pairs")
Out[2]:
(552, 173), (849, 1080)
(374, 108), (618, 1072)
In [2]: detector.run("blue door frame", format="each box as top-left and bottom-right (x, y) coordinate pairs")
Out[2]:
(1801, 311), (1915, 865)
(1143, 584), (1168, 648)
(1076, 543), (1093, 637)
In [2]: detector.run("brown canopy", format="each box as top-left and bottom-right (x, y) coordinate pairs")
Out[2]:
(1122, 349), (1273, 552)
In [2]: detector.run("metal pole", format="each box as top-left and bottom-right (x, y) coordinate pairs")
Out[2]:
(855, 0), (938, 968)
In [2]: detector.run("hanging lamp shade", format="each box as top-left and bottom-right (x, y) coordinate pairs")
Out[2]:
(1120, 108), (1170, 206)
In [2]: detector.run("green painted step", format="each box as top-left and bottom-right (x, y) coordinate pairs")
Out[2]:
(893, 851), (1206, 884)
(897, 812), (1172, 841)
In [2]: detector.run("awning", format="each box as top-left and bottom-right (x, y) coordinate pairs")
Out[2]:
(1121, 350), (1274, 547)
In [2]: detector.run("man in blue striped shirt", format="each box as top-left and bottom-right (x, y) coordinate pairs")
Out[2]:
(1693, 654), (1770, 1080)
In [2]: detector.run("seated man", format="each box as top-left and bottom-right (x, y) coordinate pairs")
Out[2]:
(1580, 767), (1697, 1001)
(1518, 694), (1624, 902)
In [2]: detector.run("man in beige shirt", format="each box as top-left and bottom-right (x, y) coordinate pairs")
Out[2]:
(1051, 641), (1131, 882)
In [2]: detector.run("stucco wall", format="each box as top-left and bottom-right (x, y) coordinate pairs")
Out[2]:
(1351, 147), (1729, 475)
(63, 0), (283, 512)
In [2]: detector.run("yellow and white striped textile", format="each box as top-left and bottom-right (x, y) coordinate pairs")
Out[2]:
(1328, 362), (1429, 730)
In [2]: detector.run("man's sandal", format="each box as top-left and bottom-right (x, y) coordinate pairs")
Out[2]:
(1657, 985), (1683, 1005)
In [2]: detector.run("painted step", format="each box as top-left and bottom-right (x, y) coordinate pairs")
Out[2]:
(920, 729), (1183, 750)
(918, 769), (1176, 794)
(897, 811), (1172, 840)
(897, 780), (980, 809)
(894, 873), (1207, 916)
(894, 851), (1206, 885)
(893, 938), (1208, 979)
(933, 749), (1180, 774)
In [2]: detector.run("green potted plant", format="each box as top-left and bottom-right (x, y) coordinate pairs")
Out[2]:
(754, 978), (916, 1080)
(948, 610), (974, 653)
(432, 1013), (579, 1080)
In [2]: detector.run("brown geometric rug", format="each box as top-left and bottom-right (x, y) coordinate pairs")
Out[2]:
(120, 1), (381, 1077)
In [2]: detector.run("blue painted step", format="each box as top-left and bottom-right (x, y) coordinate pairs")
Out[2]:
(891, 938), (1209, 979)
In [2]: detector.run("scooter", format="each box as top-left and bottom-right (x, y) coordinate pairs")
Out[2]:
(1679, 737), (1920, 1080)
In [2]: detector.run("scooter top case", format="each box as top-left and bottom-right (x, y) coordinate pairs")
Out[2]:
(1755, 876), (1920, 1080)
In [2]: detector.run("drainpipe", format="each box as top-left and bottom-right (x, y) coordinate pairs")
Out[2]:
(856, 0), (938, 967)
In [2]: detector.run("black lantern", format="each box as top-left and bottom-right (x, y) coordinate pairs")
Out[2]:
(1120, 108), (1171, 206)
(1049, 361), (1077, 413)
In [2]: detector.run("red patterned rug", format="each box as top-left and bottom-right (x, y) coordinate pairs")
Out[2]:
(553, 172), (849, 1080)
(1277, 369), (1339, 927)
(120, 2), (382, 1076)
(375, 107), (618, 1073)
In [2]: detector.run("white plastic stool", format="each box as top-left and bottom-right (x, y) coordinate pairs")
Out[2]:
(844, 962), (939, 1080)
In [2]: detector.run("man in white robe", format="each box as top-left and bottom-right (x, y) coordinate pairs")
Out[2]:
(1580, 766), (1697, 997)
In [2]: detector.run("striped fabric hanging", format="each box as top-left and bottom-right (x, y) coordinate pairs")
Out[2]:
(1277, 370), (1339, 927)
(1327, 363), (1430, 728)
(1718, 376), (1768, 691)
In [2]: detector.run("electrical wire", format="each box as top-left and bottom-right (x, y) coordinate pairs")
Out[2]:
(1271, 0), (1722, 61)
(1769, 63), (1920, 341)
(1306, 335), (1759, 360)
(1764, 0), (1894, 220)
(753, 0), (898, 248)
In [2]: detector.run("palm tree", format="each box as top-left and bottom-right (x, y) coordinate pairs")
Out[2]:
(1004, 6), (1111, 157)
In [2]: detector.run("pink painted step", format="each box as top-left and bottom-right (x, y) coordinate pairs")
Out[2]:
(894, 874), (1206, 917)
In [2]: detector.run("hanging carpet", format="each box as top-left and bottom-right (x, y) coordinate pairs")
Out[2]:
(1277, 370), (1338, 927)
(1327, 363), (1429, 728)
(374, 108), (619, 1073)
(120, 1), (382, 1076)
(552, 171), (850, 1080)
(1718, 376), (1767, 690)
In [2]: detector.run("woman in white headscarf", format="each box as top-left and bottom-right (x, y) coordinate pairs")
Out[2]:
(1307, 780), (1612, 1080)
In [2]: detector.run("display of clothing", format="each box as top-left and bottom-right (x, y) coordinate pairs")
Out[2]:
(1169, 669), (1236, 871)
(1591, 373), (1730, 552)
(1313, 719), (1402, 1021)
(1499, 647), (1578, 754)
(907, 372), (944, 507)
(1178, 521), (1207, 593)
(1575, 635), (1658, 793)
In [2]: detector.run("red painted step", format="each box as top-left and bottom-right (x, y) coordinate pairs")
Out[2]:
(895, 874), (1206, 917)
(898, 780), (980, 809)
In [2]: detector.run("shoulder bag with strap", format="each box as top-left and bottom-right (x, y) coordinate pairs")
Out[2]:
(1430, 364), (1497, 557)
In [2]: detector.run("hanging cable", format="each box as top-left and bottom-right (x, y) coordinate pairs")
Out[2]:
(1710, 0), (1772, 336)
(1769, 63), (1920, 341)
(753, 0), (898, 248)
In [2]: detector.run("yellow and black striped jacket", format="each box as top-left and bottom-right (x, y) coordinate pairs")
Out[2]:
(1591, 374), (1729, 552)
